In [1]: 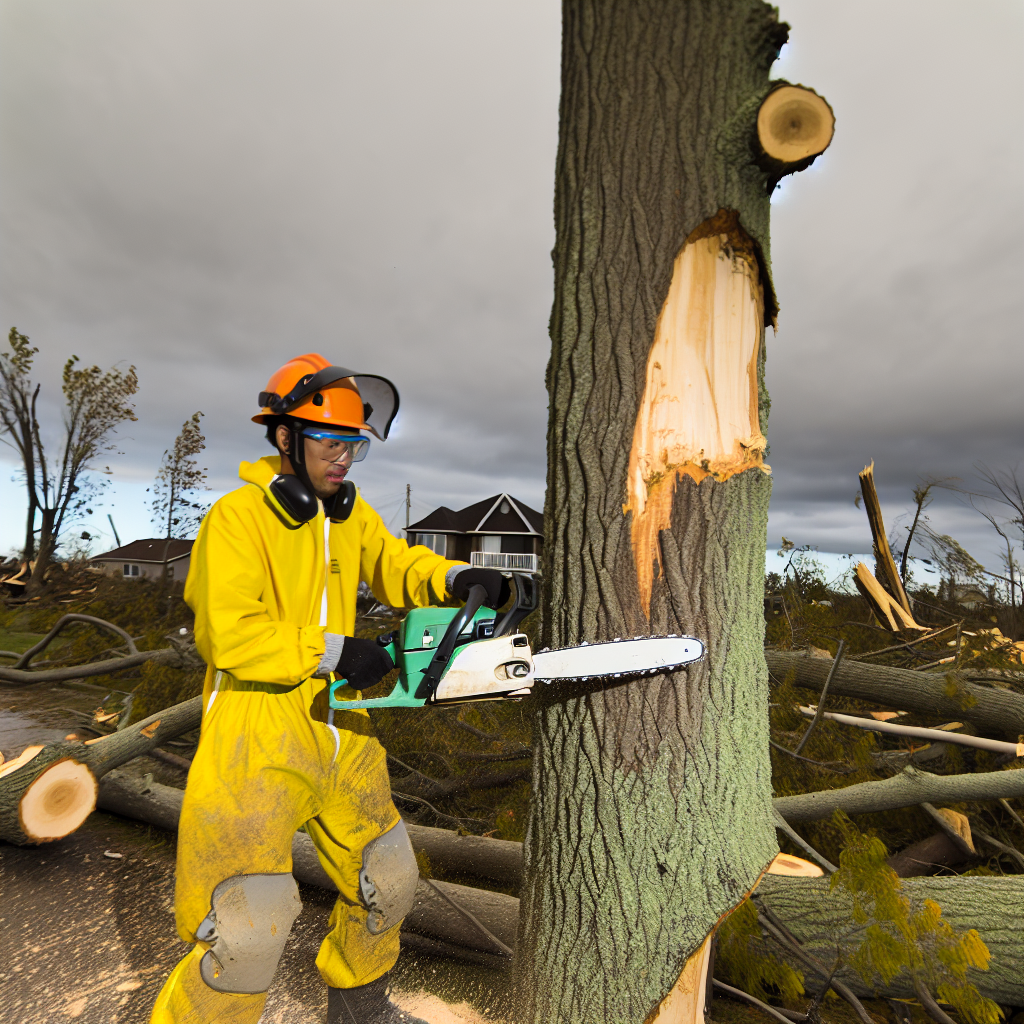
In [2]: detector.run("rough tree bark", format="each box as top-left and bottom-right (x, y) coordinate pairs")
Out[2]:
(766, 649), (1024, 739)
(755, 875), (1023, 1006)
(516, 3), (831, 1022)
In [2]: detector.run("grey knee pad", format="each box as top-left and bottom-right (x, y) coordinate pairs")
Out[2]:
(195, 872), (302, 994)
(359, 819), (418, 934)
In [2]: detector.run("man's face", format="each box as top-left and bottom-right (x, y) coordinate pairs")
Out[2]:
(275, 424), (359, 500)
(304, 434), (352, 498)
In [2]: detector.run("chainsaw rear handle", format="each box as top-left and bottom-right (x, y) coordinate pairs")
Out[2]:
(492, 572), (538, 638)
(414, 582), (490, 700)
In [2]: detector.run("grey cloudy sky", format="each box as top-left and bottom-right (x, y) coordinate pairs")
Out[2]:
(1, 0), (1021, 574)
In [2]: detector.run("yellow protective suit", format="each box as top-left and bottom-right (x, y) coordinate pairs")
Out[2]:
(150, 455), (462, 1024)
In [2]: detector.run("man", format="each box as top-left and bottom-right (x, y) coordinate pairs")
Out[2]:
(150, 353), (508, 1024)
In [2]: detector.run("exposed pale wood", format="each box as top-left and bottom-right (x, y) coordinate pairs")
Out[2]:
(648, 934), (714, 1024)
(858, 462), (915, 616)
(18, 757), (97, 842)
(756, 86), (835, 164)
(766, 649), (1024, 739)
(920, 803), (975, 855)
(0, 744), (43, 779)
(626, 211), (767, 612)
(854, 562), (924, 632)
(796, 705), (1024, 757)
(766, 853), (823, 878)
(0, 696), (201, 844)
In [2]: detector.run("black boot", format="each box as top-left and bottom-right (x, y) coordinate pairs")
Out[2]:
(327, 971), (429, 1024)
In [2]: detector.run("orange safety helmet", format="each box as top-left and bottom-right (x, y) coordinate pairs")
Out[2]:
(253, 353), (399, 440)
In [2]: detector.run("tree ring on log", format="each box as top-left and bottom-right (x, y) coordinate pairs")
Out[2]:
(13, 755), (98, 843)
(757, 85), (834, 164)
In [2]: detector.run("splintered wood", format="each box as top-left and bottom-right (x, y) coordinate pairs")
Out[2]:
(627, 211), (767, 612)
(647, 933), (713, 1024)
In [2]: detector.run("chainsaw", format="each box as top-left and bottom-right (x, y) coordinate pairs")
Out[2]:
(329, 573), (704, 710)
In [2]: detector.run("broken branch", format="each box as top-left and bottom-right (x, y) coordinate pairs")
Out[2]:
(766, 649), (1024, 740)
(773, 765), (1024, 823)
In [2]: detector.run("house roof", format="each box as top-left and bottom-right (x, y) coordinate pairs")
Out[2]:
(91, 538), (195, 563)
(407, 494), (543, 536)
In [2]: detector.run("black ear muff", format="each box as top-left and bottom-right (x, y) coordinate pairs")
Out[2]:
(325, 480), (356, 522)
(270, 474), (319, 523)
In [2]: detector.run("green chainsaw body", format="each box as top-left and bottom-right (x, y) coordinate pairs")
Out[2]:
(329, 574), (538, 711)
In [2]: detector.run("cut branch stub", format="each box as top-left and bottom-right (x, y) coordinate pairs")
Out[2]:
(755, 84), (835, 187)
(626, 209), (768, 613)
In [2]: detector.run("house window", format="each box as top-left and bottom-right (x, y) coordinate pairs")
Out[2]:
(123, 564), (140, 577)
(416, 533), (447, 556)
(480, 535), (501, 554)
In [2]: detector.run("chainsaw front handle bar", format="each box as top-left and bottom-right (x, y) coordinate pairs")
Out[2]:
(415, 583), (490, 700)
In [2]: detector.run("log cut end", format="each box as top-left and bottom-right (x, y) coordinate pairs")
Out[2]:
(18, 757), (98, 843)
(626, 210), (768, 613)
(757, 85), (834, 164)
(766, 852), (823, 877)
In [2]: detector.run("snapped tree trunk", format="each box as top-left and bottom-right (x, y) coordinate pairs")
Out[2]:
(516, 3), (831, 1022)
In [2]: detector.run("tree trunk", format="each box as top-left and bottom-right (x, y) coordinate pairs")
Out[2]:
(755, 875), (1023, 1006)
(766, 649), (1024, 740)
(25, 506), (56, 596)
(515, 2), (823, 1021)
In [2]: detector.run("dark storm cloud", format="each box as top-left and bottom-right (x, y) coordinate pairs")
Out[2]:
(1, 0), (1020, 567)
(0, 0), (560, 516)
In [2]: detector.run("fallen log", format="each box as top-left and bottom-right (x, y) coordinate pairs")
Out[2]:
(81, 772), (1024, 995)
(95, 770), (516, 964)
(0, 696), (201, 844)
(766, 649), (1024, 739)
(774, 765), (1024, 823)
(887, 832), (976, 878)
(96, 770), (524, 890)
(755, 874), (1023, 1006)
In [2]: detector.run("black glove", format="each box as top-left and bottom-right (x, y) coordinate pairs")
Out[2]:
(336, 636), (395, 690)
(449, 567), (510, 610)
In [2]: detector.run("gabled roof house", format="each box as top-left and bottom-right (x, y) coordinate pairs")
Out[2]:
(406, 494), (543, 573)
(90, 539), (195, 581)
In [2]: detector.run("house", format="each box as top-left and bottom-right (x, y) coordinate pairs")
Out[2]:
(90, 538), (195, 581)
(406, 494), (543, 573)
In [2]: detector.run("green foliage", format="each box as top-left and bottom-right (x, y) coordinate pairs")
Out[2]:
(830, 813), (1003, 1024)
(716, 898), (804, 1006)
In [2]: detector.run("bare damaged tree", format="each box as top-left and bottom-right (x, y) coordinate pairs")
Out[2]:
(0, 329), (42, 564)
(149, 411), (209, 576)
(0, 328), (138, 595)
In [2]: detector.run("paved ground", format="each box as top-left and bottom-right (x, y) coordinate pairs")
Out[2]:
(0, 808), (510, 1023)
(0, 683), (511, 1024)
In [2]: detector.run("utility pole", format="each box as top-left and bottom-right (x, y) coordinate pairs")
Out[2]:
(405, 484), (411, 533)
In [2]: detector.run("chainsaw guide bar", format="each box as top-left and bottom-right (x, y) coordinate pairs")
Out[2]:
(531, 636), (704, 682)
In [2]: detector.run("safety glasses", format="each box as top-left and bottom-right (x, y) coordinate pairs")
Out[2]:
(301, 429), (371, 463)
